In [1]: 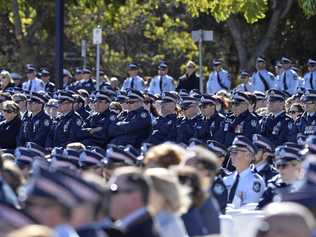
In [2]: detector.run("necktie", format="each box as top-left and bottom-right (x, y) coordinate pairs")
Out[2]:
(131, 77), (135, 89)
(228, 173), (240, 203)
(310, 72), (314, 89)
(159, 76), (163, 93)
(283, 72), (288, 91)
(28, 80), (33, 91)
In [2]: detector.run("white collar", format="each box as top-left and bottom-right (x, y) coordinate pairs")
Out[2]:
(115, 207), (147, 231)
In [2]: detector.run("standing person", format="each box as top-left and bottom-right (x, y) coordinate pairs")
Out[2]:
(0, 101), (21, 150)
(148, 62), (175, 95)
(39, 68), (56, 95)
(233, 70), (253, 93)
(22, 64), (45, 92)
(224, 136), (266, 208)
(177, 61), (200, 92)
(251, 57), (276, 93)
(121, 63), (145, 91)
(303, 58), (316, 90)
(277, 57), (299, 95)
(206, 59), (231, 95)
(17, 92), (51, 148)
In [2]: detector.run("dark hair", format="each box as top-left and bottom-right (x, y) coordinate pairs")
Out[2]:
(290, 103), (304, 113)
(173, 166), (206, 208)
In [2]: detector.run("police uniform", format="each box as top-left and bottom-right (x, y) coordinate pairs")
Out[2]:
(207, 60), (231, 95)
(256, 146), (301, 209)
(211, 176), (228, 214)
(303, 59), (316, 90)
(251, 57), (276, 92)
(260, 90), (297, 146)
(46, 91), (84, 148)
(108, 90), (152, 148)
(147, 92), (178, 145)
(18, 92), (52, 147)
(40, 68), (56, 95)
(22, 64), (45, 92)
(80, 91), (117, 148)
(121, 64), (145, 91)
(296, 90), (316, 138)
(252, 134), (278, 184)
(148, 63), (175, 95)
(194, 95), (225, 143)
(176, 96), (201, 145)
(223, 92), (259, 147)
(276, 57), (298, 95)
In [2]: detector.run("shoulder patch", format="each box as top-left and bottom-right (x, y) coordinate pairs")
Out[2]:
(76, 119), (82, 126)
(167, 120), (172, 125)
(253, 181), (262, 193)
(140, 112), (148, 118)
(44, 119), (50, 127)
(213, 183), (225, 195)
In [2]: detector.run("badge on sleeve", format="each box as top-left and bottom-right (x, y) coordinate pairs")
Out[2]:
(140, 112), (147, 118)
(44, 119), (50, 127)
(76, 119), (82, 126)
(167, 120), (172, 125)
(213, 183), (225, 195)
(253, 181), (261, 193)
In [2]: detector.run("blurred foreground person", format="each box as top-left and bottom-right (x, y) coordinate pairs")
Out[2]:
(6, 225), (55, 237)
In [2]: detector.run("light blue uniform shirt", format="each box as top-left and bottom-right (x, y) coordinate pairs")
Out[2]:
(207, 69), (231, 94)
(121, 75), (145, 91)
(224, 167), (266, 208)
(303, 71), (316, 90)
(233, 82), (254, 93)
(277, 69), (298, 95)
(22, 78), (45, 92)
(148, 74), (175, 95)
(251, 70), (276, 92)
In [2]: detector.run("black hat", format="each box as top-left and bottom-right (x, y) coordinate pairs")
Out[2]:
(28, 92), (48, 104)
(212, 59), (222, 66)
(82, 67), (92, 74)
(63, 69), (72, 77)
(266, 89), (285, 102)
(25, 64), (36, 73)
(307, 58), (316, 66)
(128, 63), (138, 70)
(116, 91), (129, 102)
(50, 147), (80, 170)
(75, 68), (82, 75)
(158, 62), (168, 69)
(161, 91), (178, 103)
(56, 90), (75, 102)
(300, 89), (316, 102)
(252, 134), (273, 153)
(102, 146), (136, 167)
(40, 68), (50, 76)
(230, 135), (256, 154)
(256, 56), (266, 63)
(281, 57), (292, 64)
(188, 138), (208, 148)
(254, 91), (266, 101)
(240, 70), (250, 77)
(207, 140), (227, 157)
(179, 95), (197, 109)
(274, 145), (300, 164)
(127, 89), (144, 101)
(91, 91), (112, 102)
(25, 142), (47, 157)
(79, 148), (105, 168)
(231, 92), (249, 103)
(14, 147), (40, 167)
(200, 94), (217, 105)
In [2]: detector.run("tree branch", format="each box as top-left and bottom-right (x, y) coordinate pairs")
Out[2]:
(12, 0), (24, 41)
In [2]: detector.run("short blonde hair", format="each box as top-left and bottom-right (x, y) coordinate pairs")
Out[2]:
(145, 168), (190, 214)
(6, 225), (55, 237)
(2, 101), (20, 114)
(0, 70), (13, 84)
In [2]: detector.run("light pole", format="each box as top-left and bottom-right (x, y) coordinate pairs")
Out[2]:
(93, 25), (102, 91)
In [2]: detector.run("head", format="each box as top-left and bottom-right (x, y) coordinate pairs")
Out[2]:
(45, 99), (59, 119)
(27, 99), (44, 115)
(307, 63), (316, 72)
(93, 98), (110, 113)
(160, 101), (176, 116)
(288, 103), (304, 120)
(231, 100), (249, 116)
(144, 142), (186, 168)
(2, 101), (20, 122)
(58, 100), (73, 114)
(281, 58), (292, 70)
(110, 77), (119, 89)
(109, 167), (151, 220)
(256, 58), (266, 71)
(186, 61), (196, 76)
(240, 71), (250, 83)
(199, 96), (216, 118)
(213, 60), (222, 72)
(127, 65), (139, 77)
(158, 64), (168, 76)
(40, 72), (50, 83)
(182, 102), (199, 118)
(256, 202), (315, 237)
(277, 159), (302, 184)
(127, 98), (143, 111)
(0, 70), (13, 89)
(12, 94), (27, 113)
(267, 99), (284, 113)
(230, 137), (255, 172)
(145, 168), (190, 215)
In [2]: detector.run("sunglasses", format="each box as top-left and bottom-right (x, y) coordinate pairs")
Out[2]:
(2, 109), (14, 113)
(288, 110), (300, 114)
(126, 100), (139, 104)
(276, 162), (298, 169)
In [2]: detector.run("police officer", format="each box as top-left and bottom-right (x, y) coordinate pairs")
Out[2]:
(39, 68), (56, 95)
(257, 145), (302, 209)
(108, 89), (152, 148)
(73, 94), (90, 120)
(116, 91), (130, 121)
(303, 58), (316, 90)
(22, 64), (45, 92)
(277, 57), (299, 95)
(223, 92), (259, 147)
(148, 62), (175, 95)
(252, 134), (278, 184)
(207, 59), (231, 95)
(224, 136), (265, 208)
(194, 94), (225, 143)
(260, 89), (297, 146)
(147, 92), (178, 145)
(176, 95), (201, 145)
(296, 90), (316, 138)
(74, 67), (96, 93)
(80, 91), (117, 148)
(233, 70), (254, 93)
(121, 63), (145, 91)
(18, 92), (52, 148)
(46, 90), (84, 148)
(251, 57), (276, 92)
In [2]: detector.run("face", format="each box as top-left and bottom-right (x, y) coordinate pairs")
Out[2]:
(277, 161), (301, 183)
(214, 64), (222, 71)
(26, 71), (36, 80)
(58, 101), (73, 114)
(308, 64), (316, 72)
(304, 101), (316, 113)
(2, 108), (17, 121)
(231, 148), (251, 171)
(25, 197), (67, 227)
(232, 101), (247, 116)
(109, 175), (143, 220)
(288, 105), (302, 120)
(254, 149), (265, 164)
(240, 75), (250, 83)
(282, 62), (291, 70)
(186, 65), (195, 75)
(63, 76), (70, 84)
(128, 100), (142, 111)
(267, 100), (283, 113)
(128, 69), (138, 77)
(158, 68), (168, 76)
(0, 76), (9, 88)
(111, 79), (119, 89)
(182, 104), (198, 118)
(82, 73), (90, 80)
(256, 61), (266, 70)
(94, 99), (109, 113)
(160, 101), (175, 116)
(200, 103), (216, 117)
(41, 75), (50, 82)
(28, 101), (43, 113)
(121, 101), (130, 111)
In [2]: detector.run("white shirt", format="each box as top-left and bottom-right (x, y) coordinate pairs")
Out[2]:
(148, 74), (175, 95)
(207, 69), (231, 94)
(22, 78), (45, 92)
(224, 167), (266, 208)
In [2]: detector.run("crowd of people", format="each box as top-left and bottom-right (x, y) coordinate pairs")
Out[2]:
(0, 56), (316, 237)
